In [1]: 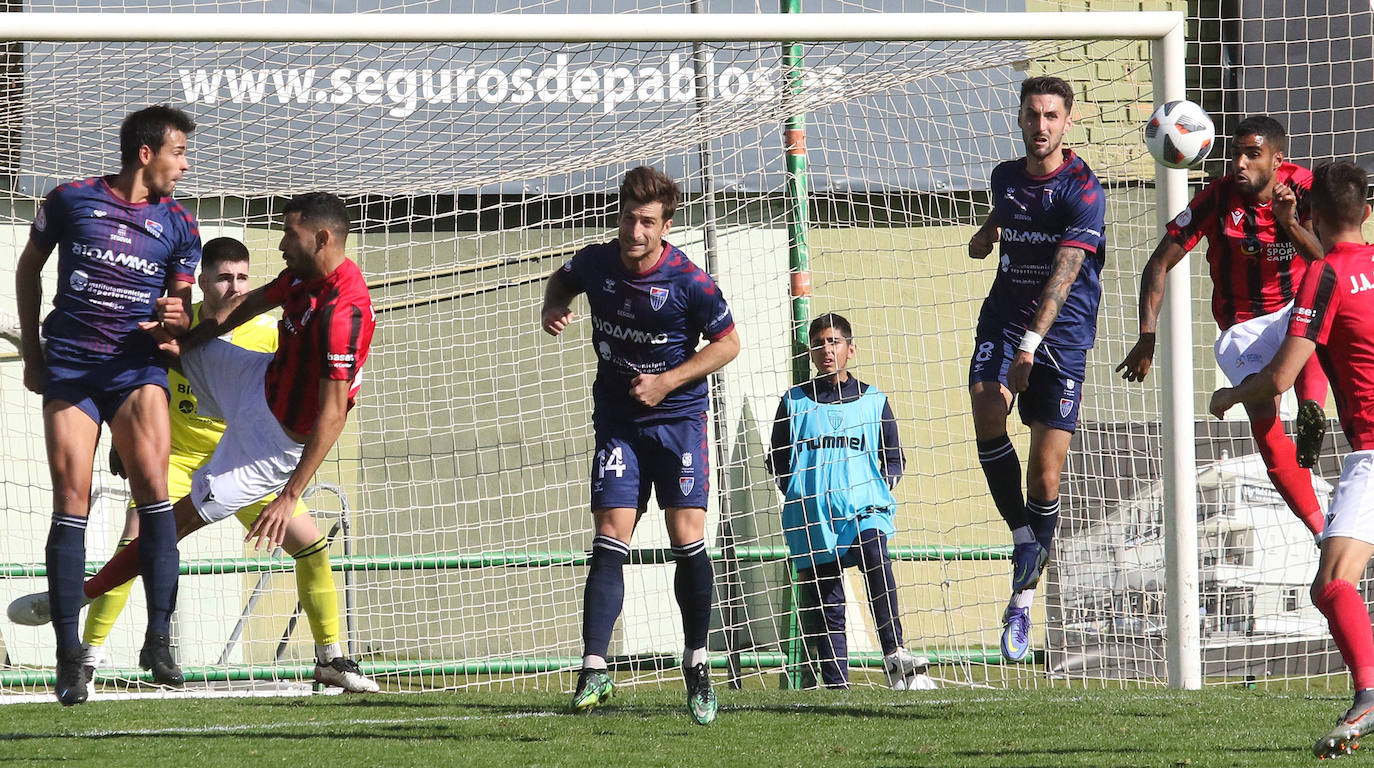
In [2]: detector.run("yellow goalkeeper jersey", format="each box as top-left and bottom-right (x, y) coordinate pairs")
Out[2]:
(168, 303), (279, 462)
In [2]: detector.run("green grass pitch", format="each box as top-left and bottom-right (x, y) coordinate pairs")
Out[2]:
(0, 687), (1357, 767)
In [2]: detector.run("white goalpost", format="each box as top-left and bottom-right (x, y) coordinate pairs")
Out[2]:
(0, 8), (1241, 699)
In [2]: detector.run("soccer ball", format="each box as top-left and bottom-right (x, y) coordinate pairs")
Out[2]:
(1144, 100), (1216, 169)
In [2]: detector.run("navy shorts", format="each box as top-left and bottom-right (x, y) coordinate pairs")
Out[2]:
(44, 354), (169, 425)
(968, 326), (1088, 433)
(591, 412), (711, 511)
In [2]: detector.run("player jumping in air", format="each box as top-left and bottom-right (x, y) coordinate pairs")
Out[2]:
(1120, 115), (1329, 540)
(1207, 161), (1374, 759)
(13, 105), (200, 704)
(541, 166), (740, 724)
(966, 76), (1107, 663)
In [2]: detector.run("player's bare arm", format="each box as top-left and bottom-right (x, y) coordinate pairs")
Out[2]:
(968, 213), (999, 259)
(630, 328), (740, 408)
(1272, 182), (1324, 263)
(1116, 236), (1188, 382)
(540, 271), (580, 336)
(1209, 334), (1316, 418)
(153, 280), (194, 339)
(246, 377), (350, 550)
(15, 237), (56, 394)
(159, 283), (276, 355)
(1007, 246), (1084, 393)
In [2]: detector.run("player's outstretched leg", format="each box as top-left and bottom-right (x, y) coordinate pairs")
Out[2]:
(570, 667), (615, 712)
(1296, 398), (1327, 470)
(54, 644), (88, 706)
(683, 655), (717, 726)
(1316, 689), (1374, 759)
(8, 590), (54, 626)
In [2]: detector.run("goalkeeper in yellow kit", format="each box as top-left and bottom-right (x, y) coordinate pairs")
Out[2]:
(82, 236), (377, 693)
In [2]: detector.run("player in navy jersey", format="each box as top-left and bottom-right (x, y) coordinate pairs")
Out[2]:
(541, 166), (740, 724)
(1119, 116), (1329, 540)
(965, 76), (1106, 663)
(766, 313), (934, 690)
(1206, 162), (1374, 759)
(12, 105), (199, 704)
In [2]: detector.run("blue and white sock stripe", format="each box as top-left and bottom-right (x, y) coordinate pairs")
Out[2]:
(671, 539), (707, 559)
(135, 500), (173, 516)
(51, 513), (88, 530)
(978, 438), (1016, 463)
(592, 534), (630, 557)
(1027, 498), (1060, 517)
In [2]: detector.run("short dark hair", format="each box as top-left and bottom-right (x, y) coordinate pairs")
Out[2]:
(282, 192), (351, 242)
(119, 105), (195, 169)
(1020, 76), (1075, 111)
(1310, 161), (1369, 230)
(619, 166), (681, 221)
(1234, 115), (1287, 153)
(809, 312), (853, 343)
(201, 237), (250, 273)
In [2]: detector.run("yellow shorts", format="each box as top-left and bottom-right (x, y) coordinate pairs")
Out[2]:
(131, 454), (309, 528)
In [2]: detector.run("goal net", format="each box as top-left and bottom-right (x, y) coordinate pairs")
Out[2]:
(0, 5), (1349, 698)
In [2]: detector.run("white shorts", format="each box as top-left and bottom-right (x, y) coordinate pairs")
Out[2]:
(1323, 451), (1374, 545)
(1214, 303), (1293, 387)
(181, 339), (304, 524)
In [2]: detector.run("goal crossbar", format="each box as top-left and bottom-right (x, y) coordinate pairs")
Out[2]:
(2, 11), (1184, 43)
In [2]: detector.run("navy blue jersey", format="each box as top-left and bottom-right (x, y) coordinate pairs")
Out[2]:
(31, 176), (201, 365)
(977, 150), (1106, 350)
(559, 240), (734, 423)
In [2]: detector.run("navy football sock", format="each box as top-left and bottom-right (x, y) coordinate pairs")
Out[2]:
(977, 434), (1028, 530)
(1026, 496), (1060, 550)
(671, 539), (714, 652)
(857, 530), (903, 655)
(581, 534), (629, 659)
(46, 514), (88, 650)
(135, 500), (179, 636)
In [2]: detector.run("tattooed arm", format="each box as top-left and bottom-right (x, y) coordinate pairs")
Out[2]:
(1007, 246), (1086, 394)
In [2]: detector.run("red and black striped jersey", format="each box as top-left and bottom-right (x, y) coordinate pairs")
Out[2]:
(1166, 162), (1314, 330)
(261, 258), (375, 436)
(1287, 241), (1374, 451)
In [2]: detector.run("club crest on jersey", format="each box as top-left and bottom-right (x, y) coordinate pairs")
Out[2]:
(145, 219), (163, 238)
(650, 286), (669, 311)
(827, 410), (843, 429)
(1060, 398), (1074, 418)
(679, 477), (694, 495)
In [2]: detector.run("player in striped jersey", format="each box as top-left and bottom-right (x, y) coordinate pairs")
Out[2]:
(966, 76), (1107, 663)
(1119, 116), (1329, 540)
(767, 313), (934, 690)
(81, 237), (377, 692)
(1207, 161), (1374, 759)
(9, 194), (378, 692)
(12, 106), (200, 704)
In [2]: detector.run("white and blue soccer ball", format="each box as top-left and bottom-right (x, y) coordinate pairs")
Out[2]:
(1144, 100), (1216, 169)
